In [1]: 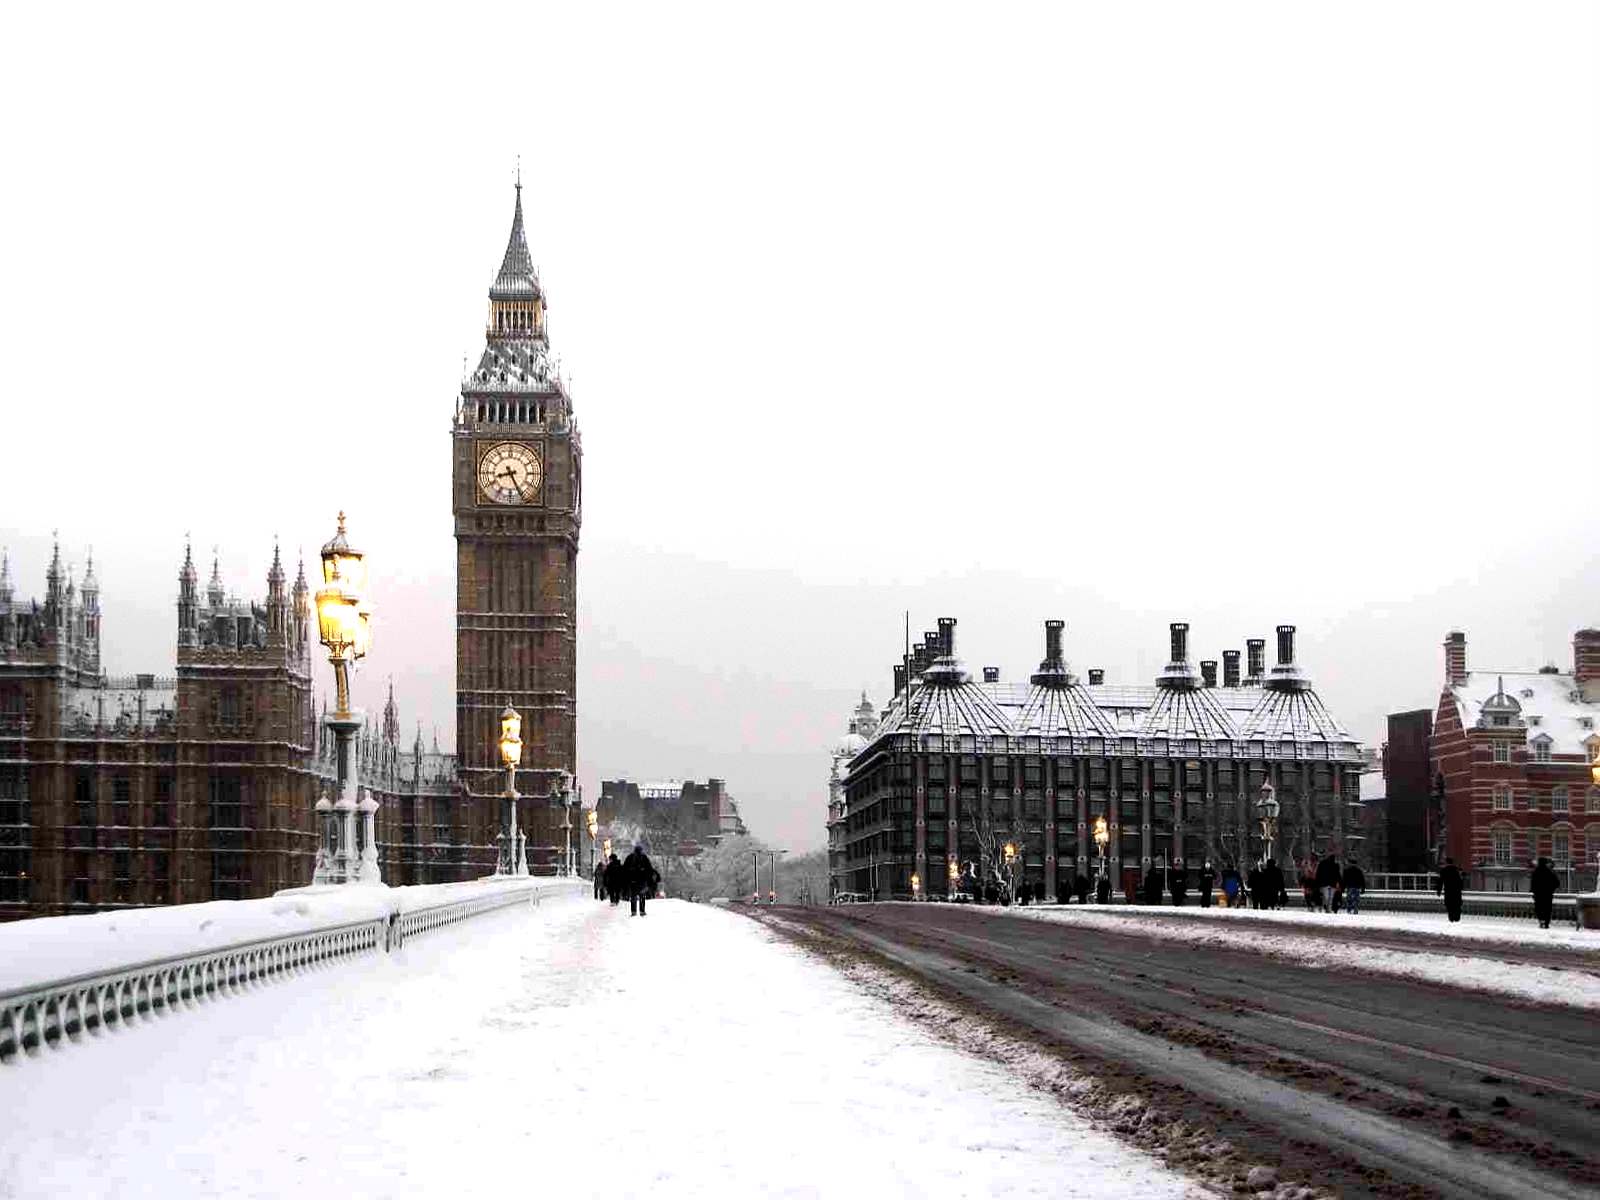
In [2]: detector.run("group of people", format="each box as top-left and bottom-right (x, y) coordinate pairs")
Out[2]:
(1435, 856), (1561, 927)
(1295, 855), (1369, 913)
(592, 844), (662, 916)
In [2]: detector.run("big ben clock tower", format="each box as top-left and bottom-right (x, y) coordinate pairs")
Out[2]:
(452, 181), (582, 875)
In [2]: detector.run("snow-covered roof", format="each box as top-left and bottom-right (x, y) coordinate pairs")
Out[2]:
(60, 682), (176, 736)
(1451, 670), (1600, 755)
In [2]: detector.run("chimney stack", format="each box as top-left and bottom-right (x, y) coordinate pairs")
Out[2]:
(1222, 650), (1241, 688)
(983, 666), (999, 683)
(1574, 629), (1600, 699)
(1044, 619), (1064, 665)
(1170, 622), (1190, 663)
(1276, 624), (1296, 666)
(893, 662), (907, 695)
(1088, 668), (1105, 686)
(937, 617), (957, 658)
(1246, 639), (1266, 684)
(1200, 660), (1218, 688)
(1443, 630), (1467, 687)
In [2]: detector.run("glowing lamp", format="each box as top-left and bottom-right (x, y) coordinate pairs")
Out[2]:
(1093, 815), (1109, 850)
(1257, 779), (1280, 821)
(318, 510), (368, 591)
(499, 704), (523, 767)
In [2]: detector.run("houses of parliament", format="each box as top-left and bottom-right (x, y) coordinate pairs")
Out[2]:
(0, 185), (583, 920)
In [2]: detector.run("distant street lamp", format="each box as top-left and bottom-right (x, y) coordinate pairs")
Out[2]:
(948, 857), (959, 900)
(911, 872), (921, 901)
(1257, 779), (1280, 867)
(312, 511), (377, 885)
(586, 808), (598, 873)
(497, 703), (526, 876)
(1093, 815), (1109, 902)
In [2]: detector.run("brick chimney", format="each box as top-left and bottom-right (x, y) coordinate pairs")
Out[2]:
(1276, 624), (1296, 666)
(937, 617), (956, 658)
(1200, 660), (1218, 688)
(983, 667), (999, 683)
(1088, 668), (1105, 685)
(1044, 619), (1064, 665)
(893, 662), (907, 695)
(1574, 629), (1600, 700)
(1170, 622), (1190, 663)
(1222, 650), (1241, 688)
(1443, 630), (1467, 687)
(1245, 639), (1265, 685)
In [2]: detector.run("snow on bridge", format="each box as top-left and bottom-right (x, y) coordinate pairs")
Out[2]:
(1, 890), (1205, 1199)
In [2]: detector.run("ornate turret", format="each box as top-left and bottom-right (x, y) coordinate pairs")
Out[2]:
(383, 678), (400, 747)
(266, 541), (289, 641)
(0, 548), (11, 605)
(207, 552), (226, 608)
(292, 553), (310, 654)
(177, 541), (199, 648)
(80, 549), (101, 669)
(45, 535), (63, 618)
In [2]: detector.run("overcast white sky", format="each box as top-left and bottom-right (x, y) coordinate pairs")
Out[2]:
(2, 2), (1597, 852)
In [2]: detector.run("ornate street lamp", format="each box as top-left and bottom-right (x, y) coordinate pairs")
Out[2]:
(586, 808), (598, 874)
(312, 511), (378, 886)
(948, 857), (960, 900)
(1257, 779), (1280, 867)
(1093, 814), (1109, 877)
(498, 703), (526, 876)
(911, 872), (921, 901)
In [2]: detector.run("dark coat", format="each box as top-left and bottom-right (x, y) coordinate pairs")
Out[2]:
(1168, 867), (1187, 901)
(624, 848), (659, 892)
(1437, 863), (1465, 898)
(1143, 867), (1164, 905)
(1264, 861), (1287, 906)
(1198, 867), (1215, 894)
(1341, 863), (1366, 890)
(1315, 856), (1341, 888)
(603, 855), (623, 892)
(1074, 874), (1090, 903)
(1530, 861), (1559, 900)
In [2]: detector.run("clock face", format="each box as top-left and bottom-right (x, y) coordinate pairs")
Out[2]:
(477, 442), (542, 505)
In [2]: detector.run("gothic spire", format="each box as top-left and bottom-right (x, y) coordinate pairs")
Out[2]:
(208, 550), (225, 606)
(490, 179), (542, 300)
(267, 539), (286, 592)
(82, 546), (98, 595)
(0, 547), (11, 604)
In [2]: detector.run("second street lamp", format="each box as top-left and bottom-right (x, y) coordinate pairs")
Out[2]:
(586, 808), (598, 873)
(1093, 816), (1110, 903)
(1257, 779), (1280, 868)
(498, 703), (527, 876)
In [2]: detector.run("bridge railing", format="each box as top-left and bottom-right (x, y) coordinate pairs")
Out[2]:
(0, 876), (574, 1067)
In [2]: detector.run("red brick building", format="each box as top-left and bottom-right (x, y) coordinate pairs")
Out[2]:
(1431, 629), (1600, 890)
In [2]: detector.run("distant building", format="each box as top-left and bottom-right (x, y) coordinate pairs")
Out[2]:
(826, 693), (878, 893)
(835, 618), (1365, 901)
(598, 778), (744, 851)
(0, 539), (467, 922)
(1379, 709), (1434, 872)
(1431, 630), (1600, 890)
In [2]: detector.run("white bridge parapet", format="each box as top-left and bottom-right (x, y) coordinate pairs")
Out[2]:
(0, 876), (582, 1066)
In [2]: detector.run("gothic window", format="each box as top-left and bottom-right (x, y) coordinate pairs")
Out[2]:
(221, 687), (240, 725)
(153, 774), (172, 827)
(209, 775), (244, 829)
(113, 777), (130, 827)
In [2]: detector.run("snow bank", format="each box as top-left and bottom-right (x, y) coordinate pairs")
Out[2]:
(983, 903), (1600, 1009)
(0, 876), (580, 995)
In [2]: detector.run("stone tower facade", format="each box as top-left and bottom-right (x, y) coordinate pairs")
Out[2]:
(452, 182), (583, 872)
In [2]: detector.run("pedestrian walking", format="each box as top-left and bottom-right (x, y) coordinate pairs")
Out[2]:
(603, 853), (623, 905)
(624, 843), (659, 916)
(1300, 863), (1320, 911)
(1074, 872), (1090, 904)
(1198, 861), (1215, 908)
(593, 859), (605, 901)
(1316, 854), (1341, 913)
(1168, 860), (1187, 907)
(1095, 873), (1112, 904)
(1221, 865), (1239, 909)
(1263, 859), (1286, 910)
(1341, 861), (1366, 914)
(1245, 864), (1262, 909)
(1530, 857), (1559, 929)
(1437, 857), (1465, 923)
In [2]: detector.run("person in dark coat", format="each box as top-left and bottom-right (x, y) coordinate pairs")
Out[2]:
(1437, 857), (1465, 922)
(1198, 861), (1215, 908)
(1245, 864), (1262, 909)
(1315, 854), (1341, 912)
(1143, 864), (1164, 905)
(1095, 872), (1112, 904)
(624, 844), (659, 916)
(1168, 860), (1187, 906)
(603, 853), (623, 905)
(1221, 865), (1240, 908)
(1530, 857), (1559, 929)
(593, 858), (605, 900)
(1075, 872), (1091, 904)
(1341, 861), (1366, 914)
(1017, 879), (1031, 906)
(1269, 859), (1289, 909)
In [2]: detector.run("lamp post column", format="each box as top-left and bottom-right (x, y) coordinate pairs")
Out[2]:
(497, 704), (524, 877)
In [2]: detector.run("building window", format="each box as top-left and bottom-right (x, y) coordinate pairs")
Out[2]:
(153, 774), (172, 827)
(1492, 742), (1510, 763)
(1533, 741), (1551, 763)
(113, 776), (131, 827)
(1553, 832), (1570, 869)
(1552, 787), (1569, 813)
(209, 776), (244, 829)
(0, 847), (30, 903)
(73, 851), (91, 904)
(1492, 787), (1510, 811)
(1492, 830), (1511, 865)
(150, 853), (170, 904)
(1491, 714), (1510, 727)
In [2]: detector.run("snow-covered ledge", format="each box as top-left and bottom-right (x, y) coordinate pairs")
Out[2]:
(0, 876), (585, 1066)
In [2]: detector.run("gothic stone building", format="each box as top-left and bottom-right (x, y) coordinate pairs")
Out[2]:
(597, 778), (747, 854)
(0, 539), (469, 921)
(831, 618), (1365, 901)
(452, 181), (583, 872)
(1431, 629), (1600, 890)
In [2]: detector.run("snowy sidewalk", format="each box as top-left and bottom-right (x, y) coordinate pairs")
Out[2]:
(1, 892), (1204, 1199)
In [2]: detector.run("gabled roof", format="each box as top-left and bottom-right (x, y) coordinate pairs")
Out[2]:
(490, 183), (542, 300)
